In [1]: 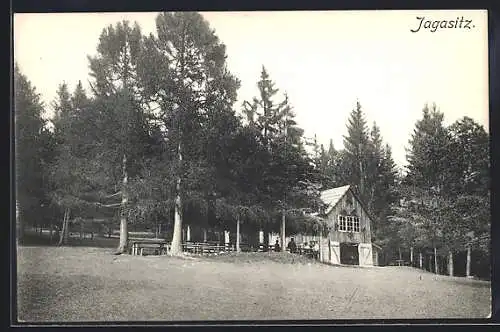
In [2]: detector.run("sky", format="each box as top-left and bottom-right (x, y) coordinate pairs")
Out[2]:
(13, 10), (489, 168)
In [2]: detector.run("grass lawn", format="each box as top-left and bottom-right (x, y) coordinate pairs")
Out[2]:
(16, 245), (491, 322)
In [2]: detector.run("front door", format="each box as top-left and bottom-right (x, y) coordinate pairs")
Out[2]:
(340, 242), (359, 265)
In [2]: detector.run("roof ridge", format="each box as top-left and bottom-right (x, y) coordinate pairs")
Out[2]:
(322, 184), (350, 193)
(320, 185), (352, 215)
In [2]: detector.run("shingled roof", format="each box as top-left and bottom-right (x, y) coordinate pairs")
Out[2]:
(320, 185), (351, 215)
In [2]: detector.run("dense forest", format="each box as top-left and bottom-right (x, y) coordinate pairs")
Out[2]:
(15, 13), (490, 269)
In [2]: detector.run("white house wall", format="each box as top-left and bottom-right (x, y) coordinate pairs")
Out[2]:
(326, 189), (372, 244)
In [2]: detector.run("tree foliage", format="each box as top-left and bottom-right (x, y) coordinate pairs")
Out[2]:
(391, 105), (490, 259)
(15, 12), (489, 263)
(15, 64), (53, 239)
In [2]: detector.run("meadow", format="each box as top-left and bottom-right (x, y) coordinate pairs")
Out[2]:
(16, 244), (491, 322)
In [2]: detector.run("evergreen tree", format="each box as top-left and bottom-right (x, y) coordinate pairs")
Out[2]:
(242, 66), (286, 149)
(137, 12), (240, 255)
(243, 69), (321, 250)
(372, 143), (399, 241)
(447, 116), (489, 195)
(405, 103), (450, 192)
(322, 139), (344, 189)
(87, 20), (151, 254)
(342, 100), (370, 198)
(14, 64), (50, 242)
(366, 122), (383, 214)
(395, 105), (490, 271)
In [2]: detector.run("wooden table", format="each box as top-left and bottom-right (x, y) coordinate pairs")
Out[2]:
(182, 242), (226, 254)
(395, 259), (406, 266)
(299, 247), (314, 256)
(130, 239), (168, 256)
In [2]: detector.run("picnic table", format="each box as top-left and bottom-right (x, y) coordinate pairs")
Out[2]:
(298, 246), (316, 258)
(395, 259), (407, 266)
(130, 239), (169, 256)
(182, 242), (227, 254)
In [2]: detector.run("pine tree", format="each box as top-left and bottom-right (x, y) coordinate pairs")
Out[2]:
(87, 20), (149, 254)
(342, 100), (370, 200)
(366, 122), (383, 214)
(243, 66), (286, 150)
(242, 70), (321, 250)
(14, 64), (49, 242)
(49, 83), (77, 244)
(48, 81), (108, 245)
(373, 143), (399, 240)
(400, 104), (457, 267)
(447, 116), (489, 195)
(138, 12), (241, 255)
(405, 103), (450, 191)
(324, 139), (344, 189)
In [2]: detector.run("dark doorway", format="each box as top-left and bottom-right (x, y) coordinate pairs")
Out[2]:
(340, 243), (359, 265)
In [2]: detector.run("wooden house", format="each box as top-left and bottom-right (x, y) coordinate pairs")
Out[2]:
(317, 185), (378, 267)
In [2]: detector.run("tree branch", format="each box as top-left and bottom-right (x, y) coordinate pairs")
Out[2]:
(105, 191), (122, 198)
(97, 202), (122, 208)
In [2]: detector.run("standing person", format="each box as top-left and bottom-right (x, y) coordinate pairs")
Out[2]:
(274, 239), (281, 252)
(313, 241), (320, 260)
(287, 238), (297, 253)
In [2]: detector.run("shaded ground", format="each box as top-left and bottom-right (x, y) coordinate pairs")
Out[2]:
(16, 246), (491, 322)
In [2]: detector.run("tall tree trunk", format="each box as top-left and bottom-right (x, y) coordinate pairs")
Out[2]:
(434, 247), (438, 274)
(186, 225), (191, 242)
(58, 208), (69, 246)
(410, 247), (414, 266)
(448, 250), (454, 276)
(368, 186), (375, 222)
(264, 228), (270, 250)
(57, 210), (65, 246)
(318, 228), (323, 262)
(419, 252), (423, 269)
(359, 159), (365, 195)
(281, 209), (286, 252)
(328, 239), (332, 263)
(203, 228), (207, 243)
(466, 245), (472, 278)
(49, 221), (53, 243)
(64, 209), (69, 243)
(116, 154), (129, 254)
(398, 247), (402, 261)
(224, 230), (230, 249)
(170, 141), (183, 256)
(236, 214), (241, 253)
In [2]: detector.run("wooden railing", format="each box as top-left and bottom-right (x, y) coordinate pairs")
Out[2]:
(129, 238), (318, 259)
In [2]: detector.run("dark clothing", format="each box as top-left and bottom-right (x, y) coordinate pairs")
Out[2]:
(274, 241), (281, 252)
(287, 240), (297, 253)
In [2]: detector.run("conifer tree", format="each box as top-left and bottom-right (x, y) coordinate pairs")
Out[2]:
(138, 12), (240, 255)
(87, 20), (149, 254)
(342, 100), (370, 200)
(14, 64), (50, 242)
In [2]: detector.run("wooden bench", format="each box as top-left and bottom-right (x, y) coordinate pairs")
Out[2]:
(395, 259), (406, 266)
(130, 239), (168, 256)
(182, 242), (228, 254)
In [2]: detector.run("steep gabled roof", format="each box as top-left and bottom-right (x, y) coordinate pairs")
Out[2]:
(321, 185), (351, 215)
(321, 184), (375, 224)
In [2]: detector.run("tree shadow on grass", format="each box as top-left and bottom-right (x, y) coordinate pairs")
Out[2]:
(19, 233), (119, 249)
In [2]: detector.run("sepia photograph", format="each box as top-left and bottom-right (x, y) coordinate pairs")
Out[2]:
(13, 10), (490, 322)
